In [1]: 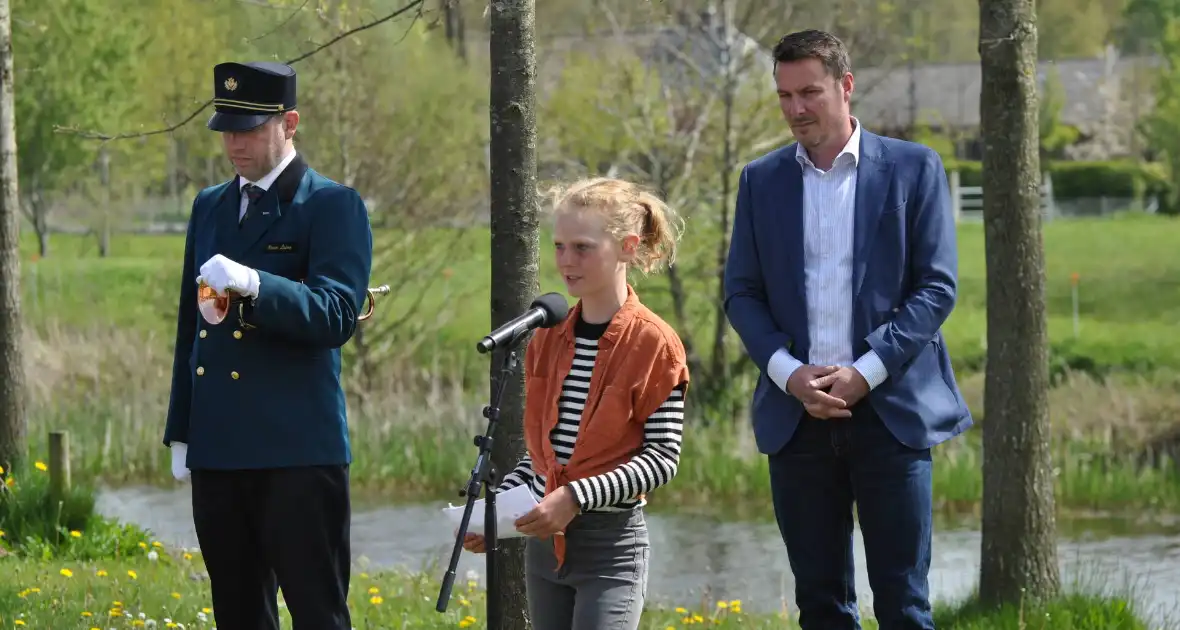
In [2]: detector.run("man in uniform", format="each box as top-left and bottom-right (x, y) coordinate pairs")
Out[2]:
(163, 60), (373, 630)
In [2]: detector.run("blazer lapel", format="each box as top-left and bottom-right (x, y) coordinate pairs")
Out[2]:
(226, 154), (308, 259)
(852, 133), (893, 302)
(777, 147), (807, 305)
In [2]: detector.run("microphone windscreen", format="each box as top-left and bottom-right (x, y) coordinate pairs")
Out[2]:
(531, 292), (570, 328)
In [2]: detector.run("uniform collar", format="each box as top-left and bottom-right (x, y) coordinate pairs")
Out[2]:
(240, 148), (297, 192)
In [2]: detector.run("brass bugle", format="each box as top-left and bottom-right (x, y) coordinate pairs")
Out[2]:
(197, 280), (391, 325)
(358, 284), (390, 322)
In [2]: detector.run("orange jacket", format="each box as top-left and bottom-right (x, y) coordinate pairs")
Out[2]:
(522, 285), (690, 567)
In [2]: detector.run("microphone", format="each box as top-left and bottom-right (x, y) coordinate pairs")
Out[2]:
(477, 292), (569, 354)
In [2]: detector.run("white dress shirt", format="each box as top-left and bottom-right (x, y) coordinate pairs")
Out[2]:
(766, 118), (890, 394)
(238, 148), (297, 221)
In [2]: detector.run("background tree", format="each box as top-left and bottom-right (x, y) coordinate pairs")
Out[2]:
(977, 0), (1062, 606)
(487, 0), (537, 627)
(0, 0), (24, 472)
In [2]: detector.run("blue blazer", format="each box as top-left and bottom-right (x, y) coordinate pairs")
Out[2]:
(723, 130), (972, 456)
(163, 154), (374, 470)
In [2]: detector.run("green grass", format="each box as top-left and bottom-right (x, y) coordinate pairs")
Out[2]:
(18, 212), (1180, 380)
(0, 554), (1157, 629)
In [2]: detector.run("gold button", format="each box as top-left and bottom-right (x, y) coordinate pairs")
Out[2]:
(231, 371), (239, 380)
(199, 330), (207, 338)
(233, 330), (243, 339)
(196, 366), (205, 376)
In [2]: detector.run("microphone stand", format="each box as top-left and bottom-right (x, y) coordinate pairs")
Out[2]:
(437, 328), (528, 629)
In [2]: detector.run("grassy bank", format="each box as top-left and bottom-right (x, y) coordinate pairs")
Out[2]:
(20, 322), (1180, 519)
(19, 212), (1180, 380)
(0, 554), (1155, 629)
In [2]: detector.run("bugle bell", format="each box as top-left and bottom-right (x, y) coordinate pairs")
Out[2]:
(196, 279), (391, 325)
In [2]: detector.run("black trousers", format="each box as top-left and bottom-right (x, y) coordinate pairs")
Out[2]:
(191, 465), (352, 630)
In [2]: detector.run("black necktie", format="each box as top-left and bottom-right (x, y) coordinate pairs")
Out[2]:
(241, 184), (264, 226)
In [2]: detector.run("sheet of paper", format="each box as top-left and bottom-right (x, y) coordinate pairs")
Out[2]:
(442, 484), (540, 539)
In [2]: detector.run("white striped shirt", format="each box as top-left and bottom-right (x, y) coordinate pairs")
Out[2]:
(767, 117), (889, 391)
(497, 316), (686, 511)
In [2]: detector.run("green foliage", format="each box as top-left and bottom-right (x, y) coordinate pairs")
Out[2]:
(0, 461), (154, 561)
(1039, 65), (1081, 158)
(945, 159), (1172, 205)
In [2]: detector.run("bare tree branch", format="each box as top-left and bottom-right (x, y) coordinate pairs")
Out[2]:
(249, 0), (313, 43)
(52, 0), (427, 142)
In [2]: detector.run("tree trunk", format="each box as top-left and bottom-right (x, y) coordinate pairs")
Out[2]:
(977, 0), (1061, 607)
(487, 1), (537, 628)
(0, 0), (26, 472)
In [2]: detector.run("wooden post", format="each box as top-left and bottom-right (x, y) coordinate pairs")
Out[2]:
(49, 430), (70, 503)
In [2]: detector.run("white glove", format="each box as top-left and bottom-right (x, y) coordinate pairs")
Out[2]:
(197, 254), (260, 298)
(170, 442), (191, 482)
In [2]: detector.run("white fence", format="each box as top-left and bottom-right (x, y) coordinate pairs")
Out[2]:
(949, 170), (1057, 223)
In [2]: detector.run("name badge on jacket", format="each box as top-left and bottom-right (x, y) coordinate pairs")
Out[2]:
(265, 242), (297, 253)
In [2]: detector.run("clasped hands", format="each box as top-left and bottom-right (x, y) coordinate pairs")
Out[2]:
(461, 486), (580, 554)
(786, 365), (869, 419)
(197, 254), (260, 299)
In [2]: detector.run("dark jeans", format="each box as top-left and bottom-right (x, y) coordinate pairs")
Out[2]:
(768, 405), (935, 630)
(191, 465), (352, 630)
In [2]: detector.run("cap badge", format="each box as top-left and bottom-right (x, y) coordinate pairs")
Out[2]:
(224, 77), (238, 91)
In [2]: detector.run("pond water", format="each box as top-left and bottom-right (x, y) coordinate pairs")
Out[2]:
(95, 486), (1180, 628)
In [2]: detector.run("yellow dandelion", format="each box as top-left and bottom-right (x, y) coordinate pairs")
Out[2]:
(202, 607), (212, 614)
(34, 461), (47, 471)
(81, 612), (93, 617)
(368, 586), (380, 595)
(171, 592), (182, 599)
(675, 607), (687, 614)
(132, 620), (146, 627)
(95, 570), (108, 577)
(183, 552), (193, 561)
(459, 615), (478, 628)
(370, 595), (383, 605)
(0, 464), (5, 473)
(109, 608), (123, 617)
(138, 542), (148, 549)
(360, 572), (369, 578)
(60, 568), (74, 578)
(459, 597), (471, 607)
(152, 541), (163, 548)
(166, 623), (179, 629)
(28, 587), (40, 593)
(15, 620), (25, 626)
(70, 529), (82, 537)
(127, 569), (137, 579)
(716, 600), (728, 608)
(5, 477), (14, 487)
(112, 601), (122, 608)
(0, 529), (5, 538)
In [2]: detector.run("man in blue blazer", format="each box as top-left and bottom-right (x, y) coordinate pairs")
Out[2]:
(724, 30), (972, 629)
(163, 61), (372, 630)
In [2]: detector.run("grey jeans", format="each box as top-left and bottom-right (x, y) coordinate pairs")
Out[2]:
(525, 508), (650, 630)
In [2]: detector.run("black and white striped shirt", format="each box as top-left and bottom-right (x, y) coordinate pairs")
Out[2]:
(497, 315), (686, 512)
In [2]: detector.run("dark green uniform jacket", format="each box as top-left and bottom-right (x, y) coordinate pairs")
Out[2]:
(163, 154), (373, 470)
